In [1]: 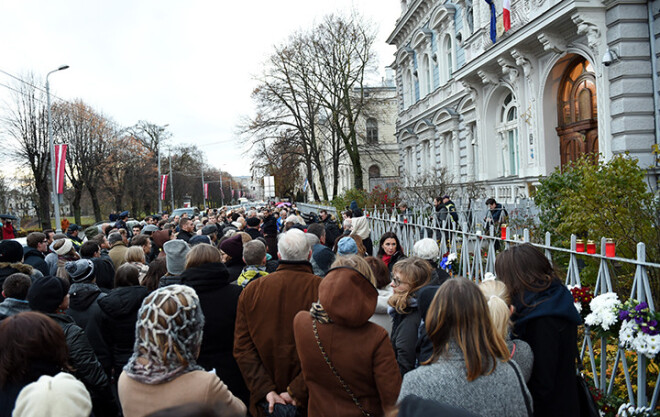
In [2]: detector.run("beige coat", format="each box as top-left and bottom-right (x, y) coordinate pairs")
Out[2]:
(118, 370), (246, 417)
(109, 242), (128, 271)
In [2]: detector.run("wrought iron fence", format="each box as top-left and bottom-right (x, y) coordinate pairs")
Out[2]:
(366, 208), (660, 409)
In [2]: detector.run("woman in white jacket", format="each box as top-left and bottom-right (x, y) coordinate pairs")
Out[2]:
(365, 256), (393, 334)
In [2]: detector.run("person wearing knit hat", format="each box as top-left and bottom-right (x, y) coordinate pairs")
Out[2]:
(189, 235), (211, 246)
(26, 275), (118, 416)
(337, 236), (358, 256)
(219, 234), (245, 283)
(65, 259), (95, 283)
(65, 259), (105, 333)
(118, 285), (247, 417)
(84, 226), (100, 240)
(141, 224), (159, 235)
(159, 240), (190, 287)
(12, 372), (92, 417)
(0, 240), (23, 263)
(0, 239), (38, 302)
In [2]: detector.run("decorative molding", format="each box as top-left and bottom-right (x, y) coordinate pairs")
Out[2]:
(537, 31), (566, 54)
(571, 14), (601, 53)
(477, 69), (498, 85)
(510, 49), (533, 78)
(497, 57), (519, 83)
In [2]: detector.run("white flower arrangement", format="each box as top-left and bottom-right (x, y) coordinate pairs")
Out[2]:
(446, 252), (457, 262)
(483, 272), (496, 282)
(617, 403), (658, 417)
(584, 292), (621, 331)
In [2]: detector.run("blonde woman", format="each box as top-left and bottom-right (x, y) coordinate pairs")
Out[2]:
(388, 257), (432, 375)
(125, 246), (149, 285)
(479, 280), (534, 382)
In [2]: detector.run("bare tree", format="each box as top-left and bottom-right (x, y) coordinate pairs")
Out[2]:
(401, 167), (455, 208)
(1, 74), (52, 229)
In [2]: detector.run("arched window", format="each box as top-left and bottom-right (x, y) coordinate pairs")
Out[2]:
(422, 54), (431, 95)
(498, 93), (519, 176)
(368, 165), (381, 178)
(444, 36), (453, 81)
(404, 69), (413, 108)
(366, 118), (378, 144)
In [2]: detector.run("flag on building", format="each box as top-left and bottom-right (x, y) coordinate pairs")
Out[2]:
(204, 183), (209, 200)
(55, 144), (67, 194)
(160, 175), (168, 201)
(302, 178), (309, 192)
(484, 0), (496, 43)
(503, 0), (511, 31)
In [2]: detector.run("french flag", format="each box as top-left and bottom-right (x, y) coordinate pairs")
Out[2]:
(503, 0), (511, 31)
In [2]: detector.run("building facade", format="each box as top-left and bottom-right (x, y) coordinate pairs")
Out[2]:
(309, 83), (401, 200)
(388, 0), (660, 203)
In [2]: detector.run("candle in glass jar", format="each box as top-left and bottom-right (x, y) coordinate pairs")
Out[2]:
(576, 239), (585, 253)
(501, 225), (507, 240)
(586, 240), (596, 254)
(605, 238), (615, 257)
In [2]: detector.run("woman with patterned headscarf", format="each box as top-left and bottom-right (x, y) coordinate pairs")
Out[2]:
(118, 285), (246, 417)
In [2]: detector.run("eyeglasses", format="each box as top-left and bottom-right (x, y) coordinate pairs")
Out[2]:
(391, 276), (406, 286)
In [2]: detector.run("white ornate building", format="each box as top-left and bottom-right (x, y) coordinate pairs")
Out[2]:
(388, 0), (660, 202)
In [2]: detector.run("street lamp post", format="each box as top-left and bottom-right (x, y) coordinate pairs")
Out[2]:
(47, 65), (69, 233)
(156, 124), (169, 215)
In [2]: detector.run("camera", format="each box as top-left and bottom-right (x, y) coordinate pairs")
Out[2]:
(602, 49), (618, 67)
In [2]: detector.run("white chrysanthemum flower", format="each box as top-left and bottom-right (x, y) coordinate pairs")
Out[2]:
(483, 272), (496, 282)
(574, 302), (582, 314)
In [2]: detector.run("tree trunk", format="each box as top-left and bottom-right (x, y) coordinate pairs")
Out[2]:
(306, 160), (320, 201)
(72, 188), (82, 225)
(88, 186), (103, 222)
(36, 181), (51, 231)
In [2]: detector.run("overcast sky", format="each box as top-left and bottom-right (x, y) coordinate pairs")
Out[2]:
(0, 1), (399, 177)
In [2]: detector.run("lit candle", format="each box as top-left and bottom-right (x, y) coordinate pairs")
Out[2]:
(576, 239), (585, 253)
(606, 238), (615, 257)
(501, 224), (507, 240)
(586, 240), (596, 254)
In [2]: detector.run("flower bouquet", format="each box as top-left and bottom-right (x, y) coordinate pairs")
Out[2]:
(618, 300), (660, 359)
(440, 252), (458, 275)
(584, 292), (622, 338)
(568, 285), (593, 320)
(617, 403), (660, 417)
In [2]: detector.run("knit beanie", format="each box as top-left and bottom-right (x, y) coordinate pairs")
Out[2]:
(246, 217), (260, 227)
(12, 373), (92, 417)
(201, 224), (218, 236)
(27, 276), (68, 313)
(0, 240), (23, 263)
(163, 240), (190, 275)
(220, 234), (243, 259)
(152, 230), (171, 248)
(337, 237), (358, 256)
(65, 259), (95, 283)
(53, 239), (73, 256)
(189, 235), (211, 246)
(83, 226), (99, 239)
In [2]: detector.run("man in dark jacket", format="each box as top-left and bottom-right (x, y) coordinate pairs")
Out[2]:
(27, 275), (118, 417)
(0, 273), (31, 320)
(306, 223), (335, 277)
(65, 259), (106, 331)
(0, 240), (37, 301)
(80, 241), (115, 292)
(261, 209), (279, 259)
(319, 209), (341, 249)
(234, 229), (322, 416)
(176, 217), (195, 243)
(245, 217), (263, 240)
(23, 232), (49, 276)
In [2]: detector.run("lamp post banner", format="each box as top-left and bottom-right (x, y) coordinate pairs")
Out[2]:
(55, 144), (67, 194)
(160, 175), (168, 200)
(204, 183), (209, 200)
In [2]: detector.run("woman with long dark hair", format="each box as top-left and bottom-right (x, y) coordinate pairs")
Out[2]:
(0, 312), (70, 417)
(377, 232), (405, 272)
(496, 243), (581, 417)
(398, 278), (532, 416)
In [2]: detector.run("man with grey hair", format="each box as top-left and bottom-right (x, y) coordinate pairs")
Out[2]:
(413, 237), (450, 286)
(234, 228), (321, 416)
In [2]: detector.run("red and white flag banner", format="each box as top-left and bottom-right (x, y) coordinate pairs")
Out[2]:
(160, 175), (168, 200)
(204, 183), (209, 200)
(55, 144), (67, 194)
(503, 0), (511, 31)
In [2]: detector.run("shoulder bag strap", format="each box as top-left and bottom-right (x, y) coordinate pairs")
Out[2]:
(312, 319), (373, 417)
(507, 360), (533, 417)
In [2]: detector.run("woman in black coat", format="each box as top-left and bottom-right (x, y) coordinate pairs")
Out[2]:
(26, 275), (118, 417)
(496, 243), (582, 417)
(86, 264), (149, 381)
(178, 243), (249, 407)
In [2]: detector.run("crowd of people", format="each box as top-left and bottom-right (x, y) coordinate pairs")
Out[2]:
(0, 201), (581, 417)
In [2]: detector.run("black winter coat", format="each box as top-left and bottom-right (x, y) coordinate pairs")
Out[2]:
(262, 214), (278, 236)
(67, 282), (105, 331)
(179, 262), (250, 406)
(46, 313), (118, 417)
(390, 306), (421, 376)
(86, 285), (149, 378)
(245, 227), (263, 240)
(385, 251), (406, 273)
(321, 217), (342, 249)
(225, 257), (245, 283)
(177, 230), (194, 243)
(22, 247), (49, 276)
